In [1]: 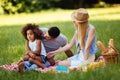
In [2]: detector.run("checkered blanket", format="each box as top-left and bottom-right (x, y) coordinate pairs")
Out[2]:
(0, 61), (60, 72)
(0, 62), (19, 72)
(0, 56), (104, 72)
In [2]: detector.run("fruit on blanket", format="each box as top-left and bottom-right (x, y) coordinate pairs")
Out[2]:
(87, 61), (105, 70)
(71, 65), (82, 71)
(98, 61), (105, 67)
(97, 41), (108, 54)
(87, 62), (96, 69)
(74, 64), (88, 72)
(73, 61), (105, 71)
(82, 65), (88, 72)
(51, 68), (56, 73)
(76, 65), (82, 71)
(79, 65), (82, 71)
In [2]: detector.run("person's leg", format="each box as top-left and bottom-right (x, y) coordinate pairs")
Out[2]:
(34, 56), (43, 62)
(24, 61), (31, 66)
(29, 58), (45, 69)
(65, 50), (73, 57)
(23, 54), (30, 61)
(18, 61), (25, 73)
(58, 60), (71, 67)
(47, 57), (55, 66)
(24, 61), (32, 70)
(29, 64), (38, 70)
(17, 59), (24, 65)
(44, 61), (51, 67)
(17, 54), (30, 65)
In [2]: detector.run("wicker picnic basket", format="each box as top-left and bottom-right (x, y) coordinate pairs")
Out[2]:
(102, 46), (118, 64)
(97, 39), (119, 65)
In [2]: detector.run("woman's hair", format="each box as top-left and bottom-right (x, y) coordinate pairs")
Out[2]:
(21, 23), (42, 40)
(77, 22), (88, 48)
(71, 8), (89, 48)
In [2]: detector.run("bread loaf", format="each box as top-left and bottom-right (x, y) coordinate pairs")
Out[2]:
(97, 41), (108, 54)
(108, 39), (114, 48)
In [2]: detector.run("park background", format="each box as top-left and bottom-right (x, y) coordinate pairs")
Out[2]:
(0, 0), (120, 80)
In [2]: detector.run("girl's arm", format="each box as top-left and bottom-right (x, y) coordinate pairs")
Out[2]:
(84, 26), (96, 60)
(35, 40), (41, 55)
(25, 41), (31, 54)
(47, 32), (77, 58)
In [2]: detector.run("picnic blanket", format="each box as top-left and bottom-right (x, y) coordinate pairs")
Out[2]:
(0, 60), (60, 73)
(0, 56), (104, 73)
(0, 62), (19, 72)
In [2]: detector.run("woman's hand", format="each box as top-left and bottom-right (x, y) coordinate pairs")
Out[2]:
(47, 52), (56, 58)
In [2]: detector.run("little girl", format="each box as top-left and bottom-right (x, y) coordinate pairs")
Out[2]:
(18, 23), (54, 72)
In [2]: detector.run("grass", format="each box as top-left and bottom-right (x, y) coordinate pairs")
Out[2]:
(0, 7), (120, 80)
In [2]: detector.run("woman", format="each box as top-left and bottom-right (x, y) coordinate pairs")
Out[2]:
(47, 8), (98, 68)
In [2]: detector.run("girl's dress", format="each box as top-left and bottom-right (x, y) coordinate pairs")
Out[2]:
(68, 25), (98, 68)
(24, 40), (50, 70)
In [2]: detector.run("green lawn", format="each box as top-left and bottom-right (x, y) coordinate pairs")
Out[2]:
(0, 7), (120, 80)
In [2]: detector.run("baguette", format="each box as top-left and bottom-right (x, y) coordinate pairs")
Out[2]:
(108, 39), (114, 48)
(97, 41), (108, 54)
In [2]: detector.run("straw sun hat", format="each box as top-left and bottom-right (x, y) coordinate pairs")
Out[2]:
(71, 8), (89, 23)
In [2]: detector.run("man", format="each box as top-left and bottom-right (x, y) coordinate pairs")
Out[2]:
(41, 26), (73, 58)
(40, 26), (73, 66)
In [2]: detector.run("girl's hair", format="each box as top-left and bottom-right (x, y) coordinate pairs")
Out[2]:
(21, 23), (42, 40)
(71, 8), (89, 48)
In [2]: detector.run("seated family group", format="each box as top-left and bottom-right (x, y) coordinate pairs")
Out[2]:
(16, 8), (98, 72)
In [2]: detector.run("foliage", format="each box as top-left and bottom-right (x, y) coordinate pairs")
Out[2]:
(0, 0), (60, 14)
(0, 0), (119, 14)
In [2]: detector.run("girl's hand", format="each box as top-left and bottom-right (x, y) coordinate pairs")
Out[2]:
(47, 52), (56, 58)
(25, 50), (31, 55)
(29, 52), (35, 59)
(31, 54), (36, 59)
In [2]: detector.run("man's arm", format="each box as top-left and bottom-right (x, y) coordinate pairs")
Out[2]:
(65, 50), (73, 57)
(47, 33), (76, 58)
(59, 34), (73, 57)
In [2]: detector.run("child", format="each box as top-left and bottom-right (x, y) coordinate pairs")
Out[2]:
(47, 8), (98, 68)
(18, 23), (54, 72)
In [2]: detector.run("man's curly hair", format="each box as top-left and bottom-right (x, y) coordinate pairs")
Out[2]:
(21, 23), (42, 40)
